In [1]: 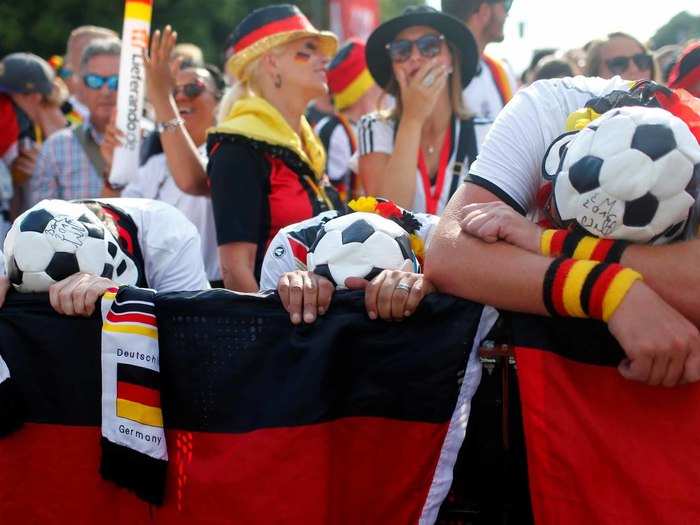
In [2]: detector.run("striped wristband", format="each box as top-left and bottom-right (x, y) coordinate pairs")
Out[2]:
(540, 229), (629, 263)
(543, 258), (643, 322)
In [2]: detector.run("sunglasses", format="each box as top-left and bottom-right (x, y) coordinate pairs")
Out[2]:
(58, 67), (74, 80)
(172, 80), (207, 100)
(386, 34), (445, 63)
(487, 0), (513, 13)
(605, 53), (653, 76)
(83, 73), (119, 91)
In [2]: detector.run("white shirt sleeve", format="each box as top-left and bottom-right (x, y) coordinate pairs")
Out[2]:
(468, 76), (631, 213)
(358, 113), (395, 156)
(325, 125), (352, 182)
(259, 229), (296, 291)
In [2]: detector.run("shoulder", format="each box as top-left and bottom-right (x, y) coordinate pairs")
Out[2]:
(42, 126), (75, 150)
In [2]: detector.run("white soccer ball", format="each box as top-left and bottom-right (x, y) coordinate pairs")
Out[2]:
(552, 106), (700, 243)
(307, 212), (418, 288)
(3, 200), (133, 292)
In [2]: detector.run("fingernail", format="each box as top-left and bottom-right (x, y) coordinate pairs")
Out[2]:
(304, 312), (315, 323)
(318, 307), (325, 315)
(292, 313), (301, 324)
(404, 310), (411, 317)
(368, 311), (377, 320)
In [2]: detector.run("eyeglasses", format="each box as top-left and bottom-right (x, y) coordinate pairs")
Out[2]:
(605, 53), (653, 76)
(172, 80), (207, 100)
(486, 0), (513, 13)
(83, 74), (119, 91)
(386, 34), (445, 63)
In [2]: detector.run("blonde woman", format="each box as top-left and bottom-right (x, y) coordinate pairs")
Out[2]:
(585, 32), (657, 82)
(206, 4), (339, 292)
(357, 6), (487, 214)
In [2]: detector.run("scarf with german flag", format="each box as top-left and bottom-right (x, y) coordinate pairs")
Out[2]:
(100, 286), (167, 504)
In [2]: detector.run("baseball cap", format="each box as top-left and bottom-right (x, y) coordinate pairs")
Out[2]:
(0, 53), (55, 96)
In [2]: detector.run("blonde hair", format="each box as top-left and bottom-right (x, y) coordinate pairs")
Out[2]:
(378, 42), (470, 122)
(585, 32), (659, 82)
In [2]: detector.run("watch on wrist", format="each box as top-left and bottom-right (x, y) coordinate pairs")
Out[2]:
(155, 117), (185, 133)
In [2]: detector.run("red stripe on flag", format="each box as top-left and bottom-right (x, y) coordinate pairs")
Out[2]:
(550, 230), (568, 257)
(590, 238), (613, 261)
(515, 347), (700, 525)
(0, 418), (449, 524)
(116, 381), (160, 407)
(106, 310), (156, 326)
(587, 264), (620, 320)
(127, 0), (152, 5)
(234, 15), (314, 53)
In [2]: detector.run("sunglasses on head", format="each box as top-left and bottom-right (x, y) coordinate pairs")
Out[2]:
(83, 73), (118, 91)
(386, 34), (445, 64)
(487, 0), (513, 13)
(605, 53), (653, 76)
(172, 80), (207, 99)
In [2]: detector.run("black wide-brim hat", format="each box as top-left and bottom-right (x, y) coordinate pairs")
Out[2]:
(365, 5), (478, 90)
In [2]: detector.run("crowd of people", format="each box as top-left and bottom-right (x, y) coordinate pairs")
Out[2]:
(1, 0), (700, 521)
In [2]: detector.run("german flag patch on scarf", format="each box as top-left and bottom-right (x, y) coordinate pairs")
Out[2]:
(100, 286), (167, 504)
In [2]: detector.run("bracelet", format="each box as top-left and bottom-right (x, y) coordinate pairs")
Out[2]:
(543, 258), (643, 322)
(155, 117), (184, 133)
(540, 229), (629, 263)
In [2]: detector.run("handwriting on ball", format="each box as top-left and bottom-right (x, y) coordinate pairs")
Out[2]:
(580, 191), (618, 236)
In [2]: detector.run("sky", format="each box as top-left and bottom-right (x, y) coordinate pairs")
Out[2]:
(425, 0), (699, 74)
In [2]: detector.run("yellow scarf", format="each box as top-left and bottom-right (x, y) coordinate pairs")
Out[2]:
(211, 96), (326, 181)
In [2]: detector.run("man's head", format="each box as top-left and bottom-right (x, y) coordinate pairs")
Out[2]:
(441, 0), (510, 52)
(0, 53), (64, 121)
(80, 38), (121, 133)
(64, 26), (118, 96)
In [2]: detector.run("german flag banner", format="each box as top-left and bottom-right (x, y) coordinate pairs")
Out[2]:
(0, 289), (490, 524)
(512, 314), (700, 525)
(100, 286), (167, 505)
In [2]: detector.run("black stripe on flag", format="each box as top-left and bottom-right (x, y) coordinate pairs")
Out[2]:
(109, 301), (155, 316)
(117, 363), (160, 390)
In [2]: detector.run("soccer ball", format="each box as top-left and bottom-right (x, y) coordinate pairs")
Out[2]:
(4, 200), (135, 292)
(552, 106), (700, 243)
(307, 212), (418, 288)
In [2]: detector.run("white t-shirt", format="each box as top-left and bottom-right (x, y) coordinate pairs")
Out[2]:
(468, 75), (631, 217)
(357, 114), (492, 214)
(259, 210), (440, 291)
(314, 116), (356, 183)
(99, 198), (210, 292)
(122, 146), (220, 282)
(462, 56), (518, 120)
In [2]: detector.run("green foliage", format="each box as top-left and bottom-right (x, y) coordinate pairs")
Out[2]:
(650, 11), (700, 50)
(380, 0), (425, 21)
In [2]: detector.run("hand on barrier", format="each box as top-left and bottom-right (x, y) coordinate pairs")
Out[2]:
(459, 201), (541, 253)
(48, 273), (118, 317)
(277, 270), (335, 325)
(608, 280), (700, 387)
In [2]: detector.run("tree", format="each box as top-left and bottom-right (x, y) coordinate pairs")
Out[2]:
(650, 11), (700, 50)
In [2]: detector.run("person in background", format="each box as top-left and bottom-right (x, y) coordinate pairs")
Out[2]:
(531, 55), (575, 82)
(441, 0), (517, 120)
(0, 53), (69, 230)
(668, 41), (700, 97)
(172, 42), (205, 69)
(654, 44), (683, 83)
(101, 26), (224, 286)
(61, 25), (119, 123)
(585, 32), (657, 82)
(30, 39), (121, 204)
(315, 38), (381, 202)
(206, 4), (339, 292)
(357, 5), (488, 215)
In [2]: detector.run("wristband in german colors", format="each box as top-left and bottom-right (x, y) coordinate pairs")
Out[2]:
(542, 258), (643, 322)
(540, 229), (629, 263)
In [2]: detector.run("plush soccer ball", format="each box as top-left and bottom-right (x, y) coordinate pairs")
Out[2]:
(307, 212), (418, 288)
(4, 200), (136, 292)
(552, 106), (700, 243)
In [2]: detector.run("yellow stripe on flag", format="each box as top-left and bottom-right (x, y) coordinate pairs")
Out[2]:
(124, 1), (152, 21)
(561, 260), (597, 318)
(103, 291), (117, 301)
(334, 69), (374, 111)
(540, 229), (556, 256)
(117, 398), (163, 427)
(572, 236), (599, 260)
(103, 322), (158, 339)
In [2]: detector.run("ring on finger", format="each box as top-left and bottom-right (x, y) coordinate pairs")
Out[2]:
(422, 73), (435, 87)
(396, 281), (412, 293)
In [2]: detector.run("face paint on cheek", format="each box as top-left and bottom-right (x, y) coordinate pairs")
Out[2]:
(294, 51), (312, 63)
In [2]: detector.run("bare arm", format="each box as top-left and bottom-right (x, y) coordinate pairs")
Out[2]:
(218, 242), (259, 293)
(144, 26), (209, 196)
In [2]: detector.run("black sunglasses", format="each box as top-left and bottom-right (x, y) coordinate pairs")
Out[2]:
(386, 34), (445, 64)
(172, 80), (207, 99)
(605, 53), (653, 76)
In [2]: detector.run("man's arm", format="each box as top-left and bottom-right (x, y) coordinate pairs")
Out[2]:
(29, 139), (59, 205)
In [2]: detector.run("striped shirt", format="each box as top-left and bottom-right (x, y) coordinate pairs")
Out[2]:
(30, 123), (104, 206)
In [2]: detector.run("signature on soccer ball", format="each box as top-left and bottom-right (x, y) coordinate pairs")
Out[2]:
(44, 216), (86, 248)
(580, 191), (618, 237)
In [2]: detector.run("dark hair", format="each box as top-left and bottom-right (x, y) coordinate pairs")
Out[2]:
(532, 57), (574, 82)
(441, 0), (484, 20)
(182, 63), (227, 100)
